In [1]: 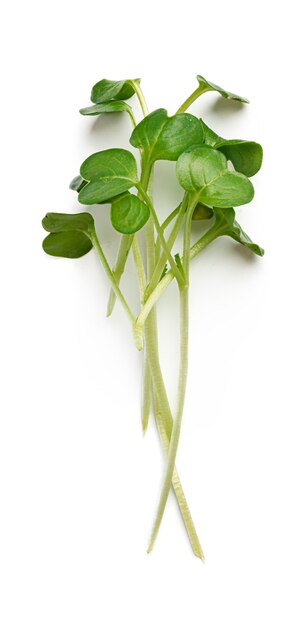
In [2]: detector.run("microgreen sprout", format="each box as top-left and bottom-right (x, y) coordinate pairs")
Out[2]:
(42, 74), (263, 559)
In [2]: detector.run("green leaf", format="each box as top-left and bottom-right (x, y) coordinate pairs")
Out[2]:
(80, 101), (133, 116)
(192, 203), (214, 220)
(200, 121), (263, 177)
(110, 193), (150, 234)
(42, 212), (94, 234)
(42, 212), (94, 258)
(43, 231), (93, 258)
(215, 140), (263, 177)
(214, 207), (264, 256)
(176, 146), (254, 208)
(197, 75), (249, 103)
(91, 78), (139, 104)
(69, 175), (87, 193)
(79, 148), (138, 205)
(130, 108), (203, 165)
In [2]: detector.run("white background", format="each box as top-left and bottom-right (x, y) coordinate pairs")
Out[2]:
(1, 1), (307, 624)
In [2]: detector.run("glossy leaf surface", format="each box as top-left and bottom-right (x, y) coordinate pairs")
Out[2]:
(197, 75), (249, 103)
(91, 78), (139, 103)
(130, 108), (203, 165)
(80, 101), (132, 116)
(42, 212), (94, 234)
(79, 148), (138, 205)
(176, 146), (254, 207)
(214, 207), (264, 256)
(111, 193), (150, 234)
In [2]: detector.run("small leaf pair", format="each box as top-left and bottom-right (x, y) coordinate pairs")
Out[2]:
(42, 212), (94, 258)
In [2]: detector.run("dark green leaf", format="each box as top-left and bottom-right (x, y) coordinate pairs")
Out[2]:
(80, 101), (132, 116)
(79, 148), (138, 205)
(200, 121), (263, 177)
(111, 193), (150, 234)
(130, 108), (203, 165)
(192, 203), (214, 220)
(197, 75), (249, 103)
(213, 207), (264, 256)
(42, 231), (93, 258)
(91, 78), (139, 103)
(69, 175), (87, 193)
(42, 212), (94, 234)
(215, 140), (263, 177)
(176, 146), (254, 207)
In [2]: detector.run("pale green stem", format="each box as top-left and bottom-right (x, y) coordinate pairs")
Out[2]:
(136, 185), (185, 287)
(91, 230), (135, 325)
(147, 194), (188, 297)
(176, 86), (211, 114)
(107, 235), (133, 317)
(134, 223), (227, 348)
(147, 199), (197, 553)
(129, 80), (149, 117)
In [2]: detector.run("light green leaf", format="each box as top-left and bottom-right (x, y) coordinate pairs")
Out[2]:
(197, 75), (249, 103)
(80, 101), (133, 116)
(214, 207), (264, 256)
(130, 108), (203, 165)
(91, 78), (139, 103)
(79, 148), (138, 205)
(42, 212), (94, 258)
(176, 146), (254, 207)
(111, 193), (150, 234)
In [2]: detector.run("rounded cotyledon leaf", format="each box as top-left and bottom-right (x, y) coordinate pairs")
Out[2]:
(78, 148), (138, 205)
(176, 145), (254, 208)
(91, 78), (140, 104)
(197, 75), (249, 103)
(42, 212), (95, 258)
(42, 212), (94, 234)
(130, 108), (204, 165)
(79, 101), (133, 116)
(111, 192), (150, 234)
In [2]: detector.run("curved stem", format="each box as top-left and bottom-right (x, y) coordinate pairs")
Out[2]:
(91, 230), (135, 325)
(129, 80), (149, 117)
(147, 283), (189, 552)
(176, 86), (210, 114)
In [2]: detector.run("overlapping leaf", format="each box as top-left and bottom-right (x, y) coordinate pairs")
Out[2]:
(80, 101), (133, 117)
(91, 78), (139, 104)
(78, 148), (138, 205)
(200, 120), (263, 177)
(42, 212), (94, 258)
(176, 146), (254, 207)
(111, 193), (150, 234)
(130, 108), (203, 165)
